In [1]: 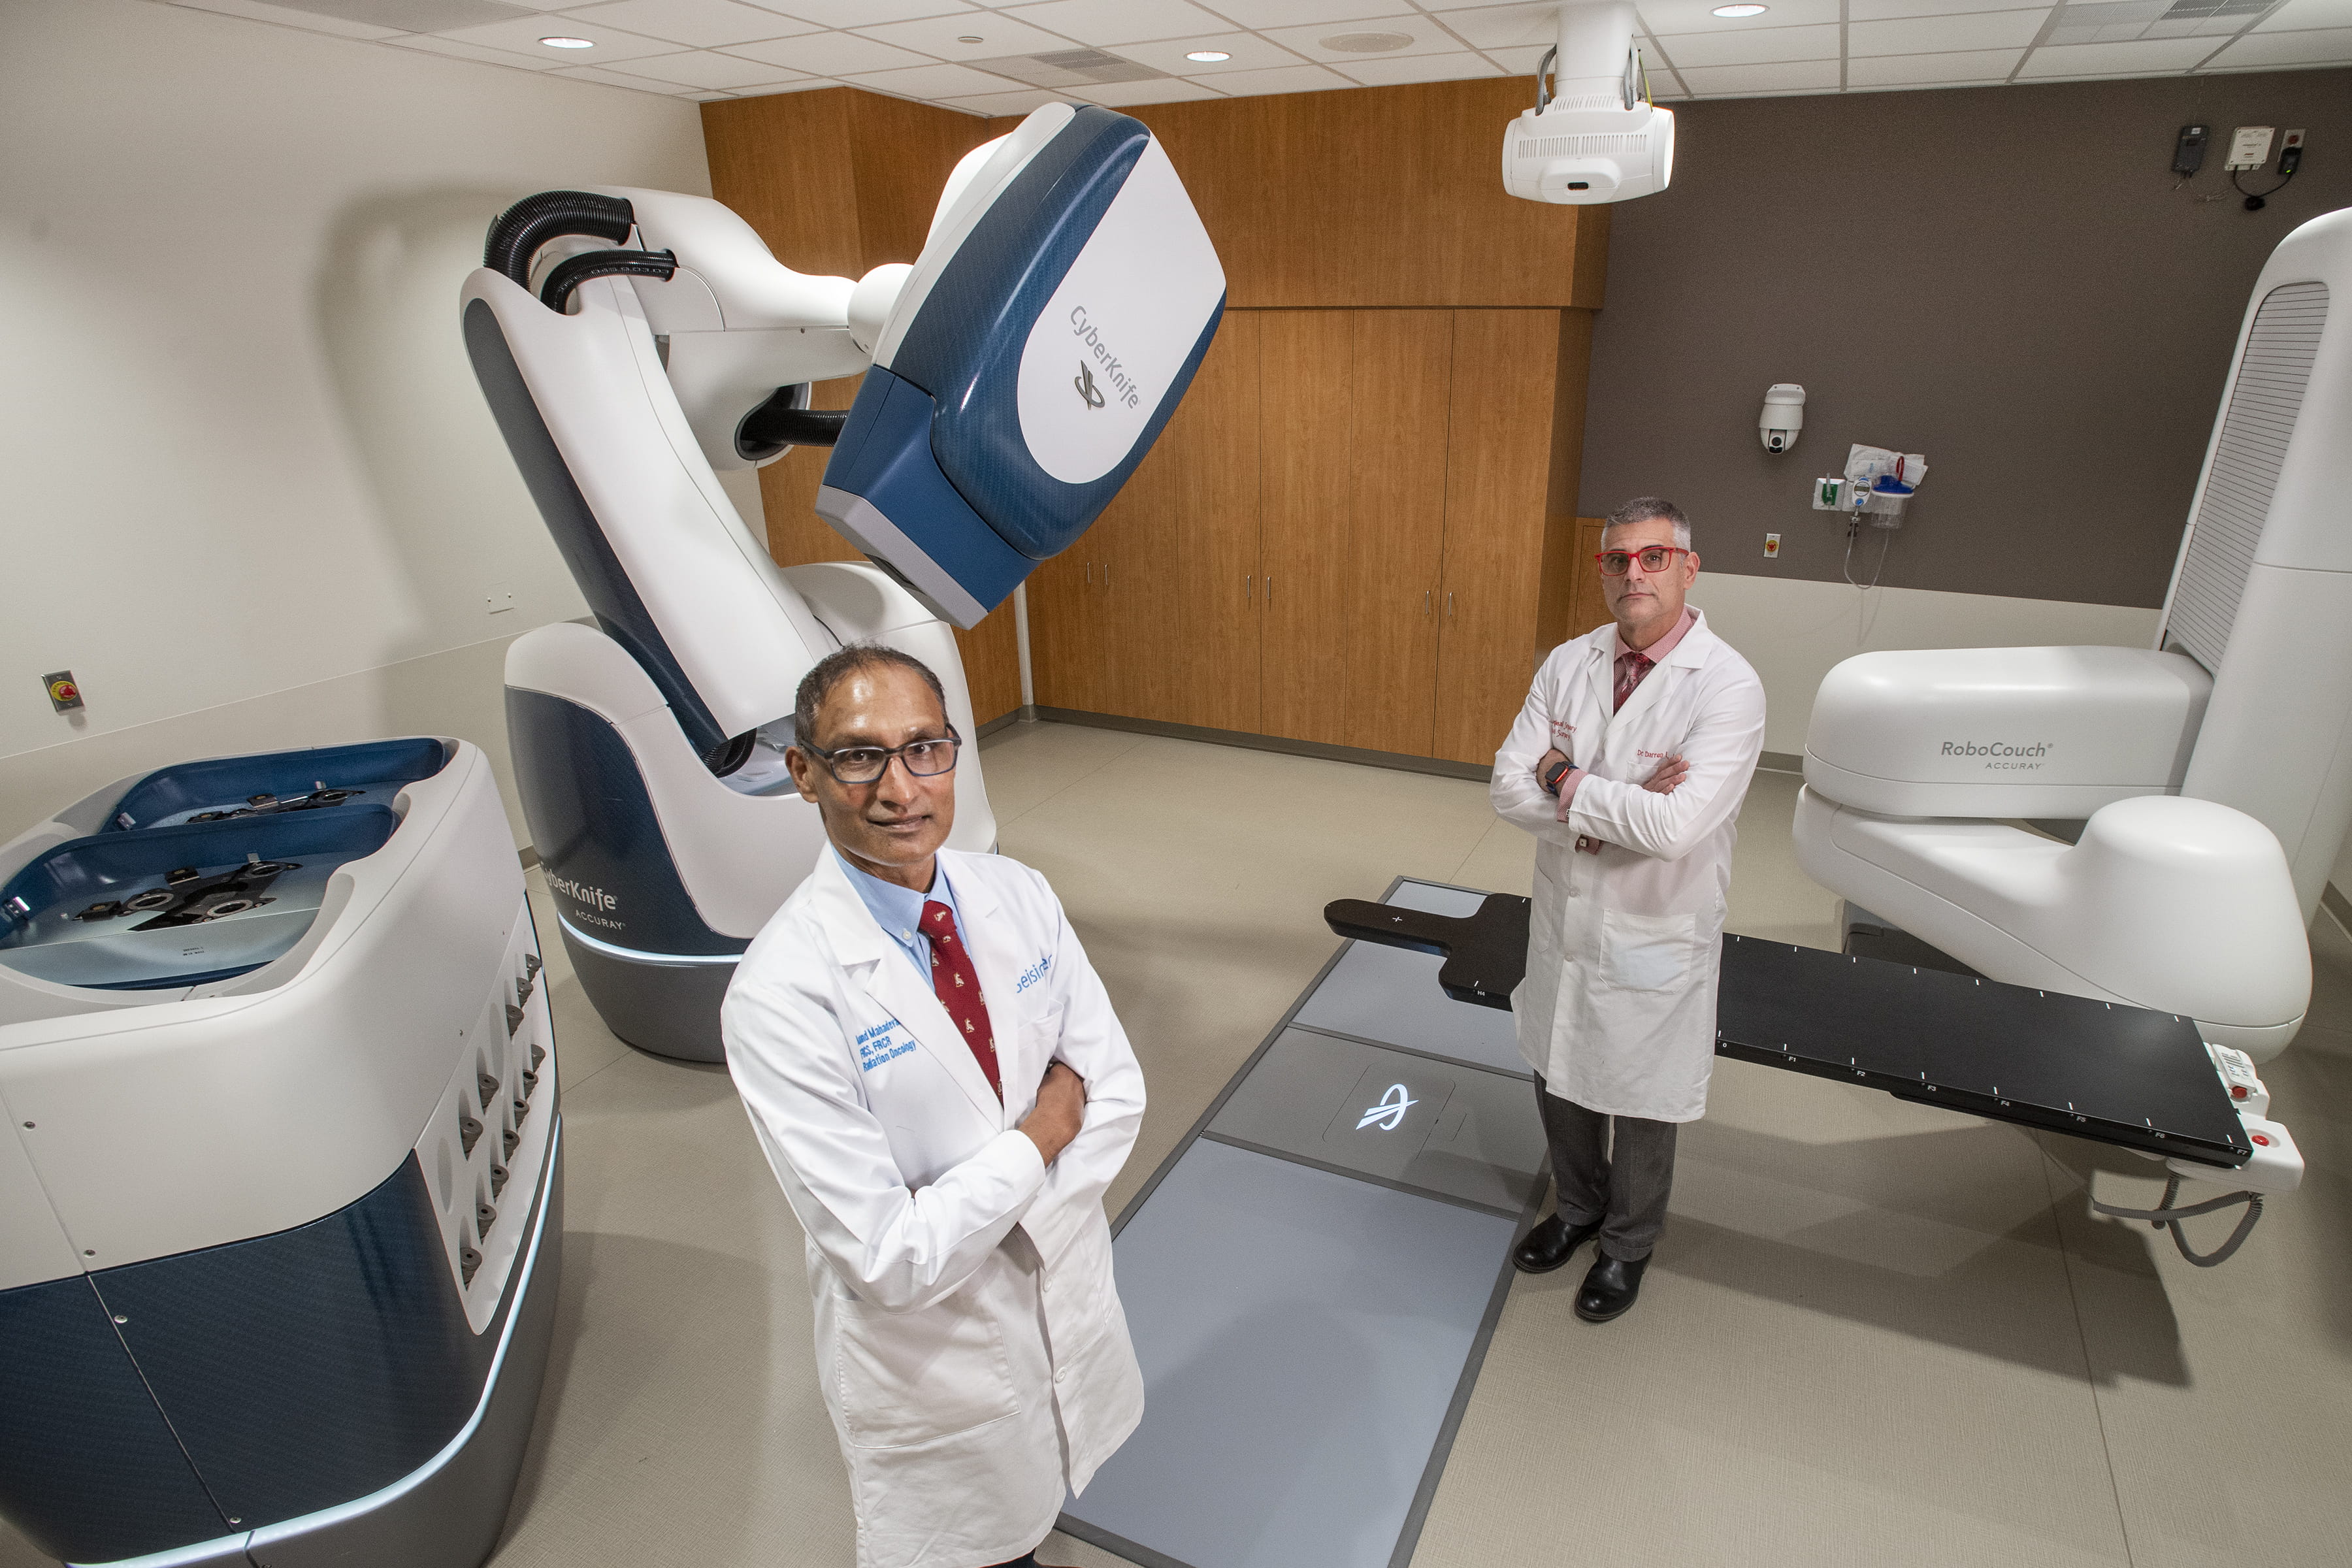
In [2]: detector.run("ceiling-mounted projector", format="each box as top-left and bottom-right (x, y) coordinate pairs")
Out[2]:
(1503, 1), (1675, 205)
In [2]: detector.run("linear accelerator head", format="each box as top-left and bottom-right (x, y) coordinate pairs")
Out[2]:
(817, 104), (1227, 628)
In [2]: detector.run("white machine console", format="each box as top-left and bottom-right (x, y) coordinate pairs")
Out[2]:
(1798, 206), (2352, 1064)
(0, 740), (559, 1568)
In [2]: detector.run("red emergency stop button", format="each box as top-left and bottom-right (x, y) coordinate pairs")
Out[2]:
(2252, 1132), (2271, 1147)
(2232, 1085), (2249, 1099)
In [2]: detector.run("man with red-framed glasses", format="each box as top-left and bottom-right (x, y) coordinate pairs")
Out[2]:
(1489, 496), (1766, 1323)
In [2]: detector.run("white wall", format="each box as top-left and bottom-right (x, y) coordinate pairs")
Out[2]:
(0, 0), (713, 840)
(1689, 572), (2163, 758)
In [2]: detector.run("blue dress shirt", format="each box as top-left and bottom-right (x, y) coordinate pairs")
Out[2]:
(836, 847), (967, 979)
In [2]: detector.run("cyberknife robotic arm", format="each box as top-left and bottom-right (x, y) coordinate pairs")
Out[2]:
(463, 106), (1224, 1060)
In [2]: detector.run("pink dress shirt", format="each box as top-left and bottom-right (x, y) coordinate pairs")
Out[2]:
(1553, 606), (1697, 821)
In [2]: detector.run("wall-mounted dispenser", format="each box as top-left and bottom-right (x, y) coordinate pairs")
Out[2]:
(1813, 444), (1925, 527)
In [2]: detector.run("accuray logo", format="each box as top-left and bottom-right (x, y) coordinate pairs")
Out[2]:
(546, 873), (617, 913)
(1069, 306), (1143, 411)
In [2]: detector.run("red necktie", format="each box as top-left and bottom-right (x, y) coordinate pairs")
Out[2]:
(1614, 651), (1653, 712)
(922, 900), (1000, 1100)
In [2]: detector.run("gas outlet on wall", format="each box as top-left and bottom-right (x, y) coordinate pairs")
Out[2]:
(485, 586), (515, 615)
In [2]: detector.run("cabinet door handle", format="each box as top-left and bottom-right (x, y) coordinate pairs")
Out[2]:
(1266, 575), (1274, 605)
(1245, 574), (1254, 602)
(1424, 589), (1431, 615)
(1085, 561), (1092, 584)
(1446, 591), (1454, 619)
(1104, 563), (1112, 589)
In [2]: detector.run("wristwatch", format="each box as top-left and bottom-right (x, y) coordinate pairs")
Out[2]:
(1540, 756), (1575, 796)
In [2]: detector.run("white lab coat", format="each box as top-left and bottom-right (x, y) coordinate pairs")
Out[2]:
(1491, 609), (1767, 1122)
(721, 847), (1147, 1568)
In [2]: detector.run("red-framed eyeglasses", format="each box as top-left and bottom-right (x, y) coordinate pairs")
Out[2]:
(1593, 546), (1692, 576)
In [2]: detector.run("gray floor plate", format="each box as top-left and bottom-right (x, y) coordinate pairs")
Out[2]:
(1207, 1030), (1544, 1215)
(1062, 1140), (1519, 1568)
(1290, 884), (1526, 1077)
(1061, 878), (1544, 1568)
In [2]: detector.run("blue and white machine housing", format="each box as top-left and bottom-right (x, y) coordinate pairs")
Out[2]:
(461, 105), (1224, 1061)
(0, 740), (560, 1568)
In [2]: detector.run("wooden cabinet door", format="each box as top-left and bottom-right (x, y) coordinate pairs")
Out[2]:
(1027, 547), (1103, 711)
(1258, 311), (1354, 746)
(1170, 313), (1264, 734)
(1434, 310), (1561, 766)
(1343, 312), (1452, 757)
(1568, 517), (1612, 642)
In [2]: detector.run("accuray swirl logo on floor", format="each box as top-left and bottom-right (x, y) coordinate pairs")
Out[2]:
(1357, 1083), (1418, 1132)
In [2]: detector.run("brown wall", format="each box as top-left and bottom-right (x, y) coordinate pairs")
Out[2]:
(1578, 67), (2352, 608)
(1003, 78), (1606, 308)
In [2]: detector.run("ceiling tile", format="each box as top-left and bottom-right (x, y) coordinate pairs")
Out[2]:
(1846, 0), (2048, 16)
(939, 86), (1073, 114)
(431, 14), (683, 59)
(1203, 0), (1407, 23)
(1674, 56), (1844, 89)
(857, 12), (1079, 57)
(1192, 61), (1360, 93)
(2253, 0), (2352, 27)
(1484, 42), (1552, 71)
(752, 0), (970, 23)
(558, 0), (815, 46)
(1111, 32), (1314, 73)
(1845, 43), (2026, 78)
(2207, 21), (2352, 57)
(1651, 20), (1840, 63)
(1260, 16), (1458, 61)
(384, 31), (570, 65)
(1000, 0), (1235, 46)
(727, 32), (933, 71)
(1071, 76), (1231, 103)
(553, 60), (721, 88)
(2013, 34), (2219, 71)
(617, 46), (807, 84)
(1416, 3), (1560, 51)
(1848, 9), (2047, 51)
(165, 0), (405, 39)
(840, 60), (1033, 97)
(1333, 48), (1505, 83)
(1637, 0), (1843, 33)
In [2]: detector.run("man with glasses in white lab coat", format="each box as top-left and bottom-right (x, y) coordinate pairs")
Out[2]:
(723, 645), (1146, 1568)
(1492, 497), (1766, 1323)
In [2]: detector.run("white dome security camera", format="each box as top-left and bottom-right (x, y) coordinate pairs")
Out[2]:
(1761, 384), (1805, 453)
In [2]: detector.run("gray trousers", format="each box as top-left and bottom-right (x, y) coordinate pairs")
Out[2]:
(1534, 1075), (1678, 1262)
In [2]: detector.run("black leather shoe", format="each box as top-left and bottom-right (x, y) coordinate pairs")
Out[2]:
(1512, 1213), (1602, 1274)
(1574, 1252), (1650, 1322)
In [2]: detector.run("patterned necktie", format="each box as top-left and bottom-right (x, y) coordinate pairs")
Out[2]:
(921, 900), (1000, 1100)
(1614, 651), (1654, 713)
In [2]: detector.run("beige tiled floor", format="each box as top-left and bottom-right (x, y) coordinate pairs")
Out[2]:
(5, 721), (2345, 1567)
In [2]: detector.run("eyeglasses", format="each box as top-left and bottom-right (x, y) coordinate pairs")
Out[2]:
(802, 728), (962, 785)
(1594, 546), (1692, 576)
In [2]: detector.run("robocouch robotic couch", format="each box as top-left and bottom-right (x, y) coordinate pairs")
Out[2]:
(0, 738), (560, 1568)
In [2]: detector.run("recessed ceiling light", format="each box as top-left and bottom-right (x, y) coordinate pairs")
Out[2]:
(1185, 50), (1232, 62)
(1710, 4), (1768, 15)
(539, 35), (595, 48)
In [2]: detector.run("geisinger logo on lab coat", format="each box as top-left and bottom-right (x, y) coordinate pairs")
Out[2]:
(1357, 1083), (1417, 1132)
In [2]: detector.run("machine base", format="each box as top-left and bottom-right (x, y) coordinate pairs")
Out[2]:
(559, 924), (732, 1063)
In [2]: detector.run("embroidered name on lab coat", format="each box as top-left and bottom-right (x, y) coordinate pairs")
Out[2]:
(855, 1021), (915, 1072)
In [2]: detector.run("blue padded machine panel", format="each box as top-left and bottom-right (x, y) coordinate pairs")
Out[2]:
(106, 738), (449, 832)
(504, 687), (748, 960)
